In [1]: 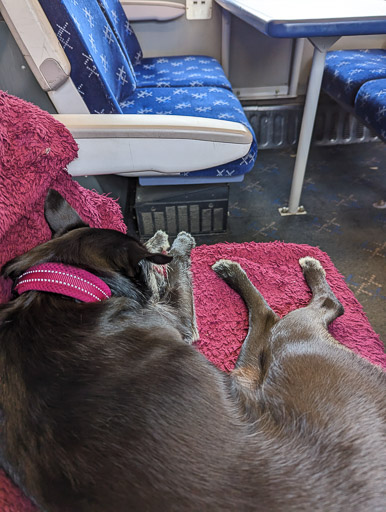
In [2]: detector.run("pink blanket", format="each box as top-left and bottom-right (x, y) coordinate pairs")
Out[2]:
(0, 90), (126, 302)
(0, 91), (384, 511)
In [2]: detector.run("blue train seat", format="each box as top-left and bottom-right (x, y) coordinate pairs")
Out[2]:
(322, 49), (386, 141)
(97, 0), (233, 90)
(0, 0), (256, 183)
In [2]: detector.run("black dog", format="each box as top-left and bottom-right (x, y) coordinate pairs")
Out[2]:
(0, 189), (385, 512)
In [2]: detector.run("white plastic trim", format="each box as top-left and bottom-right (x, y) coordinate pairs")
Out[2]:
(53, 114), (252, 142)
(120, 0), (185, 21)
(53, 114), (252, 177)
(66, 138), (251, 176)
(0, 0), (70, 91)
(49, 81), (90, 114)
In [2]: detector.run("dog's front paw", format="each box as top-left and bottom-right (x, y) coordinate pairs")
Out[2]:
(146, 230), (170, 253)
(171, 232), (196, 257)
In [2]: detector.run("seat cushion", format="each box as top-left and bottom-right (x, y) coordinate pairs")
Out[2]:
(355, 79), (386, 141)
(134, 56), (233, 90)
(95, 0), (232, 91)
(323, 49), (386, 107)
(121, 86), (257, 177)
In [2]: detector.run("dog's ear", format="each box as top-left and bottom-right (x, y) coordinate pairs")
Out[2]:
(120, 240), (173, 277)
(145, 253), (173, 265)
(44, 189), (88, 237)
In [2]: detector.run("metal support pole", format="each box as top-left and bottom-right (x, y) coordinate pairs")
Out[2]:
(280, 36), (339, 215)
(287, 46), (325, 213)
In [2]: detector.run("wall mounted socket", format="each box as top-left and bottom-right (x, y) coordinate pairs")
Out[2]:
(186, 0), (212, 20)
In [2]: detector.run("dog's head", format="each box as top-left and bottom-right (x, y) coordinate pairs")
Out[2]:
(2, 189), (172, 301)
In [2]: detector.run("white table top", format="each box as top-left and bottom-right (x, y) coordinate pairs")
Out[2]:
(215, 0), (386, 38)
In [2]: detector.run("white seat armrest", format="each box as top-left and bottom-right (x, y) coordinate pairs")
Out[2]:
(53, 114), (252, 143)
(53, 114), (253, 176)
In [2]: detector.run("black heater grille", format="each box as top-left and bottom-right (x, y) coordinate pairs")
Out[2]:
(135, 184), (229, 238)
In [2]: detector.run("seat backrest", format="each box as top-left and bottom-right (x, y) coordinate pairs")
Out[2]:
(97, 0), (143, 66)
(38, 0), (137, 113)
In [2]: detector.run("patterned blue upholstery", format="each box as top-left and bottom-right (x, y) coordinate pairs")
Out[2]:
(355, 79), (386, 141)
(97, 0), (143, 65)
(39, 0), (137, 113)
(120, 86), (257, 177)
(38, 0), (257, 178)
(323, 49), (386, 145)
(323, 49), (386, 107)
(95, 0), (231, 90)
(134, 56), (232, 90)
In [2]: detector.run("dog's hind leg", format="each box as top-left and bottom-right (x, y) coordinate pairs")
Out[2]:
(212, 260), (279, 390)
(145, 230), (170, 254)
(164, 232), (199, 343)
(271, 257), (345, 353)
(298, 256), (344, 333)
(144, 231), (170, 301)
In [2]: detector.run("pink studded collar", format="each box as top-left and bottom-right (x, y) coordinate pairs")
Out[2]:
(15, 263), (111, 303)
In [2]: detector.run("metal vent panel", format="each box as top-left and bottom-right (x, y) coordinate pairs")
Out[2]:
(245, 102), (378, 149)
(135, 184), (229, 238)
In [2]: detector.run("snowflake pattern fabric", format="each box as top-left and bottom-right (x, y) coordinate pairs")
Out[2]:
(323, 49), (386, 143)
(97, 0), (143, 66)
(96, 0), (232, 90)
(37, 0), (257, 177)
(121, 86), (257, 177)
(134, 56), (232, 90)
(39, 0), (137, 113)
(355, 79), (386, 141)
(323, 49), (386, 105)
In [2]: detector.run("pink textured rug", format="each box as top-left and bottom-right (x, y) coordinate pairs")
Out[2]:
(192, 242), (386, 371)
(0, 90), (384, 510)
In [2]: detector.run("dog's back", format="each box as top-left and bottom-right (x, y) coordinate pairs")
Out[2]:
(0, 292), (245, 511)
(3, 291), (384, 512)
